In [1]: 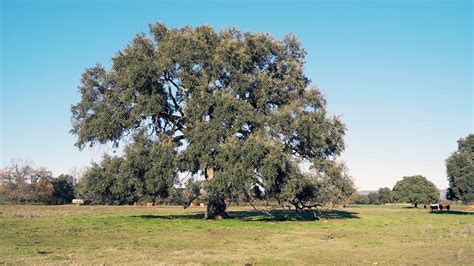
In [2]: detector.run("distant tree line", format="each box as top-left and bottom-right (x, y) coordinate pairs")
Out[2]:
(0, 159), (188, 206)
(354, 133), (474, 206)
(354, 187), (394, 205)
(1, 135), (471, 208)
(353, 175), (439, 207)
(0, 160), (75, 204)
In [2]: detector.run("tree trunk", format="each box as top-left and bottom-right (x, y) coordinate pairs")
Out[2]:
(205, 194), (228, 219)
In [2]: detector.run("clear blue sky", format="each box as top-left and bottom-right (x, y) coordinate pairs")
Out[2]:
(1, 0), (472, 190)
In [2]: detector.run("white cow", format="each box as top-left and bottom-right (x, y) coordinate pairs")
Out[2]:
(72, 199), (84, 205)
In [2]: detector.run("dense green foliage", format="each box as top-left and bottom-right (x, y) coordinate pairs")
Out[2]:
(392, 175), (439, 206)
(51, 174), (76, 204)
(353, 194), (370, 204)
(377, 187), (393, 204)
(121, 133), (177, 202)
(77, 134), (177, 205)
(367, 192), (380, 205)
(353, 187), (393, 205)
(71, 23), (352, 217)
(446, 134), (474, 204)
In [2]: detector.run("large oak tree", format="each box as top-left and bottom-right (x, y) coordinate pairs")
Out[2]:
(71, 23), (349, 218)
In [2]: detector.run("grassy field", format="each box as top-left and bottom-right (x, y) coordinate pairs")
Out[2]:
(0, 204), (472, 265)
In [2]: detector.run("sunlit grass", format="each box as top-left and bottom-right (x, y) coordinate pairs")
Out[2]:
(0, 204), (472, 264)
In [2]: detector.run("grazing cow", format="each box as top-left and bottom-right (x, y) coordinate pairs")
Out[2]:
(439, 204), (444, 211)
(445, 204), (450, 211)
(72, 199), (84, 206)
(429, 204), (440, 211)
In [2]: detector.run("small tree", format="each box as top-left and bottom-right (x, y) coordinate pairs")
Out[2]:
(0, 159), (32, 202)
(446, 134), (474, 204)
(367, 192), (380, 204)
(392, 175), (438, 207)
(29, 168), (54, 203)
(51, 174), (76, 204)
(377, 187), (393, 204)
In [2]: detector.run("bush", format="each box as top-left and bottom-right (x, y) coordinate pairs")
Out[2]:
(354, 194), (370, 204)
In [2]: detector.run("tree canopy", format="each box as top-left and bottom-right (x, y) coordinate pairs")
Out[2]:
(51, 174), (76, 204)
(392, 175), (438, 207)
(353, 194), (370, 205)
(0, 160), (53, 203)
(71, 23), (351, 218)
(446, 134), (474, 204)
(367, 192), (380, 205)
(377, 187), (393, 204)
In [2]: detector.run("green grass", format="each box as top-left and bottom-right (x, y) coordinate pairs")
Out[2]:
(0, 204), (472, 264)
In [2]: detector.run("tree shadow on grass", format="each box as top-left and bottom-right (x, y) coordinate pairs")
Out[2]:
(136, 213), (205, 220)
(133, 209), (359, 222)
(429, 210), (473, 215)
